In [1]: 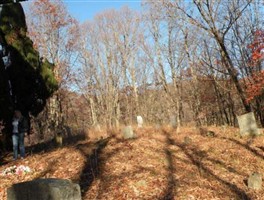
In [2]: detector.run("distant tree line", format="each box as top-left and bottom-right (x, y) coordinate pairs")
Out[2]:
(26, 0), (264, 131)
(1, 0), (264, 151)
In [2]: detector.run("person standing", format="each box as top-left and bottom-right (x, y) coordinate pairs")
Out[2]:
(12, 110), (28, 160)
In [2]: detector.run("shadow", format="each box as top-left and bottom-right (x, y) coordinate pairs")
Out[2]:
(92, 137), (160, 200)
(95, 164), (162, 200)
(222, 137), (264, 160)
(26, 132), (86, 155)
(34, 160), (57, 179)
(76, 137), (109, 197)
(0, 151), (7, 165)
(161, 130), (178, 200)
(0, 131), (86, 167)
(243, 179), (248, 187)
(205, 157), (246, 177)
(0, 152), (12, 166)
(163, 149), (177, 200)
(94, 166), (162, 199)
(173, 153), (246, 177)
(257, 146), (264, 152)
(172, 140), (251, 200)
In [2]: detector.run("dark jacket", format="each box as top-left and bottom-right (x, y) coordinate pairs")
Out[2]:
(18, 117), (29, 133)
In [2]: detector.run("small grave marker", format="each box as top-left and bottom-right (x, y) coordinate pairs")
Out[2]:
(122, 125), (134, 139)
(237, 112), (260, 136)
(248, 172), (262, 190)
(137, 116), (143, 128)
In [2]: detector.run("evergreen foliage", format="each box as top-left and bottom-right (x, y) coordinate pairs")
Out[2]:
(0, 2), (57, 147)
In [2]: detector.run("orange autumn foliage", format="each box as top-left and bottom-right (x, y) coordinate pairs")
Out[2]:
(246, 30), (264, 103)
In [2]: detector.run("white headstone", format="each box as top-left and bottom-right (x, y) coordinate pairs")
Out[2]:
(122, 125), (134, 139)
(137, 116), (143, 128)
(237, 112), (260, 136)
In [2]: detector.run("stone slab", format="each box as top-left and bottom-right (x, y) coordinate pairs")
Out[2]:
(237, 112), (260, 136)
(7, 178), (81, 200)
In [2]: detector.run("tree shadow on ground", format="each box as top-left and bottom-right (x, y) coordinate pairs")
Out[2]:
(27, 132), (86, 154)
(162, 130), (178, 200)
(161, 130), (251, 200)
(94, 138), (136, 199)
(257, 146), (264, 152)
(185, 146), (250, 199)
(221, 137), (264, 160)
(75, 138), (110, 197)
(0, 131), (86, 166)
(88, 137), (169, 199)
(33, 160), (58, 179)
(0, 152), (10, 166)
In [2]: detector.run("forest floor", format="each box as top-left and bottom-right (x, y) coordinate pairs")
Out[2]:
(0, 126), (264, 200)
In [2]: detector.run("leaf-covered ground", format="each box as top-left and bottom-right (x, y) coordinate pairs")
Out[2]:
(0, 126), (264, 199)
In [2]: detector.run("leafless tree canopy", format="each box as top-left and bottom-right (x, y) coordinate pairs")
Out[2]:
(25, 0), (264, 132)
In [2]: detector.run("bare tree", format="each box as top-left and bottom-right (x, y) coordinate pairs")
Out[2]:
(76, 7), (145, 128)
(26, 0), (80, 135)
(174, 0), (253, 112)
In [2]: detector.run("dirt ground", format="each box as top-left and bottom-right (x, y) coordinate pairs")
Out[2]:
(1, 126), (264, 200)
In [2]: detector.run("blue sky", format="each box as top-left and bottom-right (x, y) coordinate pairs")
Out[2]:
(64, 0), (142, 22)
(22, 0), (142, 23)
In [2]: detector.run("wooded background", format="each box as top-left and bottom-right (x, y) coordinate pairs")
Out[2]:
(0, 0), (263, 149)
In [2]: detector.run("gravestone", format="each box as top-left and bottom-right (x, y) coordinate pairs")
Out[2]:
(237, 112), (260, 136)
(7, 178), (81, 200)
(122, 125), (134, 139)
(136, 116), (143, 128)
(248, 172), (262, 190)
(170, 115), (177, 128)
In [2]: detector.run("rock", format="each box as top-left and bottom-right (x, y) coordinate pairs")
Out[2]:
(122, 125), (134, 139)
(184, 136), (192, 145)
(206, 131), (216, 137)
(248, 172), (262, 190)
(7, 178), (81, 200)
(237, 112), (260, 137)
(199, 127), (215, 137)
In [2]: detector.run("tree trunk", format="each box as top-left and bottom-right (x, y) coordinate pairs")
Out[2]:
(215, 35), (251, 113)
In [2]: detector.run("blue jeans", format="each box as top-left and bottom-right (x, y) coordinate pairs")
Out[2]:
(12, 132), (25, 159)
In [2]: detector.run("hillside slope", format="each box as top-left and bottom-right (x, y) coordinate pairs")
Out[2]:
(0, 127), (264, 199)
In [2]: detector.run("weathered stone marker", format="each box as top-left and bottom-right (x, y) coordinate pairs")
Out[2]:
(7, 178), (81, 200)
(137, 116), (143, 128)
(170, 115), (177, 128)
(122, 125), (134, 139)
(247, 172), (262, 190)
(237, 112), (260, 136)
